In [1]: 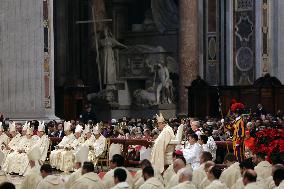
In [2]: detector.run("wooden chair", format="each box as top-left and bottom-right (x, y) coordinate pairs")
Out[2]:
(96, 138), (110, 172)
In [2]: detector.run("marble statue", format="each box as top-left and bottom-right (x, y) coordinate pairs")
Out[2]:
(156, 62), (173, 104)
(133, 87), (156, 107)
(100, 27), (127, 89)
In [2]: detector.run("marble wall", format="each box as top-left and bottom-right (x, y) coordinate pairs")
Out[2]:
(0, 0), (56, 120)
(272, 0), (284, 84)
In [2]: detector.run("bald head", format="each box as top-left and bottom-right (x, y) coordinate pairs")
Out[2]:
(179, 168), (193, 183)
(243, 169), (257, 186)
(173, 158), (186, 173)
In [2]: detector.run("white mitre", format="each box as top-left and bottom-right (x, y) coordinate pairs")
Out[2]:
(22, 121), (30, 131)
(156, 113), (165, 123)
(64, 121), (72, 131)
(38, 121), (45, 132)
(84, 124), (91, 134)
(75, 124), (83, 133)
(27, 146), (41, 161)
(9, 121), (16, 132)
(75, 145), (89, 164)
(26, 127), (34, 135)
(93, 124), (99, 135)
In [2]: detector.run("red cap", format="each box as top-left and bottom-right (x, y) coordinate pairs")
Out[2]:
(174, 150), (183, 156)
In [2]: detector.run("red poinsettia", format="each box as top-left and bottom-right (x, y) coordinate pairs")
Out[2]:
(254, 128), (284, 163)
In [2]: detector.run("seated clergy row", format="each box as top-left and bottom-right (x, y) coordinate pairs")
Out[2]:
(1, 121), (49, 175)
(49, 121), (106, 172)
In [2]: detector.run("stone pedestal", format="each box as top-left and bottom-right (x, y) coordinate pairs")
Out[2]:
(0, 0), (58, 121)
(178, 0), (199, 115)
(94, 104), (177, 121)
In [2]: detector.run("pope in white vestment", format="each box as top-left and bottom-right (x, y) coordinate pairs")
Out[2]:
(50, 121), (75, 169)
(150, 113), (175, 174)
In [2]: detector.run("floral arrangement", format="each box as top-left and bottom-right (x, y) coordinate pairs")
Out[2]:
(254, 128), (284, 163)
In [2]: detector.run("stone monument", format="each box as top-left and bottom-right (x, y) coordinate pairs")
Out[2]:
(88, 45), (177, 121)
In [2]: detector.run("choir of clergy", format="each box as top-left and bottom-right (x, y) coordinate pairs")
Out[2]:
(0, 114), (282, 189)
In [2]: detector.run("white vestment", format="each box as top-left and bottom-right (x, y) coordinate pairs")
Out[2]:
(192, 164), (206, 189)
(65, 168), (82, 189)
(200, 178), (211, 189)
(265, 176), (275, 189)
(3, 136), (37, 175)
(275, 180), (284, 189)
(103, 167), (134, 189)
(220, 162), (241, 189)
(59, 136), (85, 172)
(139, 177), (164, 189)
(83, 135), (96, 161)
(151, 125), (175, 173)
(232, 177), (268, 189)
(163, 164), (175, 186)
(111, 182), (132, 189)
(183, 143), (203, 170)
(134, 169), (164, 189)
(36, 175), (65, 189)
(20, 166), (42, 189)
(254, 161), (272, 180)
(171, 181), (197, 189)
(0, 133), (9, 149)
(50, 133), (75, 168)
(34, 135), (49, 163)
(206, 136), (217, 161)
(244, 182), (263, 189)
(205, 180), (228, 189)
(70, 172), (105, 189)
(93, 135), (107, 161)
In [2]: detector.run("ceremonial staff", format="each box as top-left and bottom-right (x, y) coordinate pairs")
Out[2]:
(217, 87), (230, 153)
